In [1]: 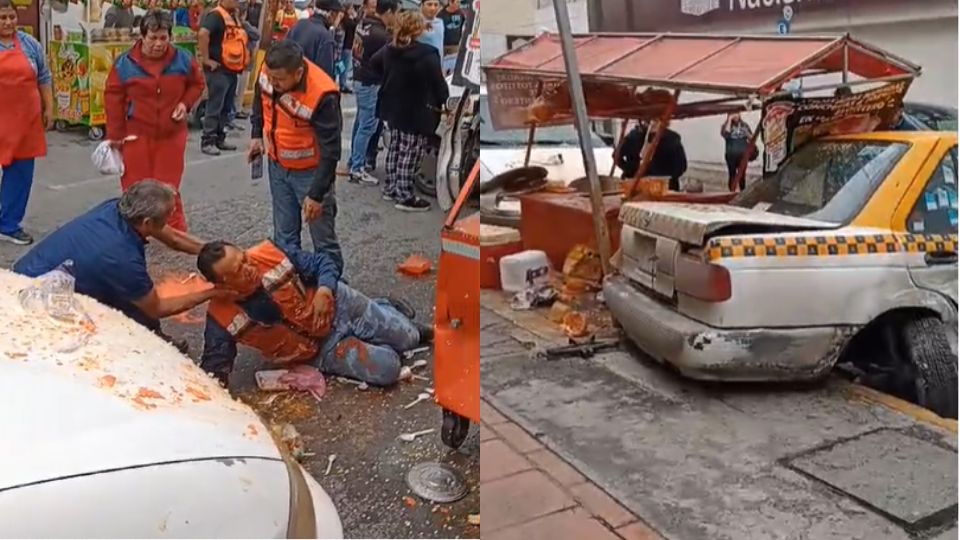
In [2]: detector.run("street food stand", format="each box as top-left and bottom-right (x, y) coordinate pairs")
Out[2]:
(47, 0), (206, 140)
(482, 32), (921, 270)
(433, 162), (480, 449)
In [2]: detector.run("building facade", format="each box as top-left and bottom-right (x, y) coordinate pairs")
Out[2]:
(482, 0), (591, 63)
(588, 0), (958, 165)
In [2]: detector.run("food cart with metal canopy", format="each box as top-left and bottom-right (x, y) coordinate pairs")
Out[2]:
(481, 32), (922, 268)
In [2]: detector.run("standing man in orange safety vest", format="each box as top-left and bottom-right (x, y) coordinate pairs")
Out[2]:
(197, 0), (249, 155)
(248, 40), (344, 274)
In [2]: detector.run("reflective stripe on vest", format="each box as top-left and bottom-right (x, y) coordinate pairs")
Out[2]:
(262, 256), (294, 291)
(226, 311), (251, 337)
(258, 60), (338, 170)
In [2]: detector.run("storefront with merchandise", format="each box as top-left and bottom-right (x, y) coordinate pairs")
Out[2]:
(45, 0), (210, 139)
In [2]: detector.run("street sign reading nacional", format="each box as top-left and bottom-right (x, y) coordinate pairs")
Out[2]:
(593, 0), (905, 32)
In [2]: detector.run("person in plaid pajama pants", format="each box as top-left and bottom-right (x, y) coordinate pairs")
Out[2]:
(384, 128), (429, 205)
(370, 10), (448, 212)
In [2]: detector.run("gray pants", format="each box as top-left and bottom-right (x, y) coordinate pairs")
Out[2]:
(202, 68), (238, 146)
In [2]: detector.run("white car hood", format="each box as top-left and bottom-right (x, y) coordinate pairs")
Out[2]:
(0, 269), (280, 490)
(480, 146), (616, 213)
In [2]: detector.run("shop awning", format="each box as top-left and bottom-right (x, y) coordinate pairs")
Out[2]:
(484, 33), (921, 96)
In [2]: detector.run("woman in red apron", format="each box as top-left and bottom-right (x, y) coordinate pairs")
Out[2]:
(0, 0), (52, 245)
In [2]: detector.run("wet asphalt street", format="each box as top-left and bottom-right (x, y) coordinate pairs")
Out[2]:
(0, 98), (479, 539)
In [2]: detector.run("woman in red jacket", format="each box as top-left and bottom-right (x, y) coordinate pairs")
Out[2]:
(105, 10), (205, 232)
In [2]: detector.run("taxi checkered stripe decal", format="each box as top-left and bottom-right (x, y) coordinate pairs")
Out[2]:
(706, 234), (959, 260)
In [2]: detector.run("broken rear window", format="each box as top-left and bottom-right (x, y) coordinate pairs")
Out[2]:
(732, 140), (909, 224)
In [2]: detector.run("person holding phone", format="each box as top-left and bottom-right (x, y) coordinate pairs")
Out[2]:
(248, 40), (344, 274)
(721, 112), (754, 191)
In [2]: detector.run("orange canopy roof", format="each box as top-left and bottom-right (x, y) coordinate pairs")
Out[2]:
(485, 33), (920, 96)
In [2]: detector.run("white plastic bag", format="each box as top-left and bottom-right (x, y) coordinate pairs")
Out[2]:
(91, 141), (124, 175)
(91, 136), (136, 175)
(18, 260), (97, 353)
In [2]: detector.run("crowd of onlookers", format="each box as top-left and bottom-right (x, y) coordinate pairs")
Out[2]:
(0, 0), (466, 247)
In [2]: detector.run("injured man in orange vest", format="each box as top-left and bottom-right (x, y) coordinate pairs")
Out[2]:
(195, 239), (431, 388)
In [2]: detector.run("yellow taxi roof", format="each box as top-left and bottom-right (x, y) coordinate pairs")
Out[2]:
(823, 131), (958, 144)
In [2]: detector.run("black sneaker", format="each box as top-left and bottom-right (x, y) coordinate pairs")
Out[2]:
(217, 141), (238, 151)
(0, 229), (33, 245)
(386, 296), (416, 320)
(395, 196), (431, 212)
(364, 163), (376, 174)
(201, 144), (221, 156)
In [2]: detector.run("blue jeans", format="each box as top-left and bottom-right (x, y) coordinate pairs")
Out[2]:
(315, 282), (421, 386)
(267, 159), (344, 274)
(0, 158), (35, 234)
(338, 50), (353, 90)
(348, 83), (380, 174)
(442, 54), (457, 74)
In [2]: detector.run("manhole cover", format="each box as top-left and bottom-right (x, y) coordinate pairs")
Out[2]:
(406, 462), (468, 503)
(786, 429), (957, 526)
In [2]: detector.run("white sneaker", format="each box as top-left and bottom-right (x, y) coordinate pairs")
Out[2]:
(350, 170), (379, 186)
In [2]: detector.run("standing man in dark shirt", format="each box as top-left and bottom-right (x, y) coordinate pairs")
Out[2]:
(437, 0), (465, 73)
(347, 0), (397, 186)
(249, 41), (345, 274)
(197, 0), (249, 155)
(104, 0), (136, 28)
(245, 0), (262, 28)
(288, 0), (343, 79)
(337, 3), (357, 94)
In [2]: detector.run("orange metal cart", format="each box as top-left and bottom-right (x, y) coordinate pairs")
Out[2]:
(434, 162), (480, 449)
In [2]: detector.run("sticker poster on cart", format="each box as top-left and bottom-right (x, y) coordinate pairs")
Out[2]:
(451, 0), (480, 92)
(761, 80), (912, 174)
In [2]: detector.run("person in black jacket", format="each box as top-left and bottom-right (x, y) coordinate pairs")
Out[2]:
(347, 0), (398, 185)
(370, 10), (448, 212)
(616, 122), (648, 180)
(617, 124), (687, 191)
(287, 0), (343, 78)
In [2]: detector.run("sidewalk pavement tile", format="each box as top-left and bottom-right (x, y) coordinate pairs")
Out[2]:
(526, 449), (588, 487)
(480, 439), (532, 483)
(480, 470), (577, 533)
(616, 521), (664, 540)
(481, 400), (509, 425)
(484, 508), (621, 540)
(480, 422), (498, 442)
(492, 422), (544, 454)
(570, 482), (637, 529)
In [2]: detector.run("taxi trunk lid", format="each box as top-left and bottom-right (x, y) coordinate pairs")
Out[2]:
(619, 202), (838, 246)
(617, 202), (837, 301)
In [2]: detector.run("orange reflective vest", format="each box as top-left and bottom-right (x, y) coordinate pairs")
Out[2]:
(259, 60), (339, 171)
(207, 241), (329, 364)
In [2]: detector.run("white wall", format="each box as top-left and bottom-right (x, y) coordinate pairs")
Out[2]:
(534, 0), (589, 33)
(670, 12), (958, 167)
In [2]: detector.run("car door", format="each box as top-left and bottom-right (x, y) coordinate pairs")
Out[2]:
(898, 142), (958, 305)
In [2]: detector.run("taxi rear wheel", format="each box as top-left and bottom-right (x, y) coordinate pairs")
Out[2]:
(899, 315), (958, 419)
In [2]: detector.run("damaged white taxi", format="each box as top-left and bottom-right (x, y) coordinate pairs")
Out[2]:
(604, 131), (958, 418)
